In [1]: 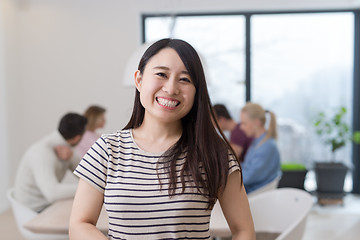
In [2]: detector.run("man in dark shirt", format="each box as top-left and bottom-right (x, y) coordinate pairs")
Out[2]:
(213, 104), (253, 162)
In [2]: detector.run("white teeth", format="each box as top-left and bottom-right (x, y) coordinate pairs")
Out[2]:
(157, 98), (179, 108)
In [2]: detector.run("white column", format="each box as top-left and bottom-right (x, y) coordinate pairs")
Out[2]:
(0, 0), (9, 213)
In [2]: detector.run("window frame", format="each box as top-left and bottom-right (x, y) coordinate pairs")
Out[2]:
(142, 9), (360, 193)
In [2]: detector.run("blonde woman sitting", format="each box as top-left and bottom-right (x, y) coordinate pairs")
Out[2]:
(240, 102), (281, 194)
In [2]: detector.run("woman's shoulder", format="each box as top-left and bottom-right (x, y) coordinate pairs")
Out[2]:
(265, 137), (277, 145)
(257, 137), (278, 151)
(99, 129), (132, 144)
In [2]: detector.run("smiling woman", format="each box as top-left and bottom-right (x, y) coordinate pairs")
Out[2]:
(134, 47), (196, 126)
(69, 39), (255, 240)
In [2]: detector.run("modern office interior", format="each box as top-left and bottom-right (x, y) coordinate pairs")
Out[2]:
(1, 0), (360, 239)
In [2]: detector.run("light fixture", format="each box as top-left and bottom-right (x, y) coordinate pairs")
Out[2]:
(123, 42), (152, 87)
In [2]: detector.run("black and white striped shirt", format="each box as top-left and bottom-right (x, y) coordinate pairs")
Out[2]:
(74, 129), (239, 240)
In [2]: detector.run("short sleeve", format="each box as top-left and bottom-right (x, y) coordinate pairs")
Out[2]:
(228, 152), (240, 175)
(74, 136), (109, 193)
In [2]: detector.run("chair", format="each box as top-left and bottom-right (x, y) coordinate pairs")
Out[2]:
(247, 175), (281, 197)
(249, 188), (314, 240)
(7, 188), (68, 240)
(210, 188), (313, 240)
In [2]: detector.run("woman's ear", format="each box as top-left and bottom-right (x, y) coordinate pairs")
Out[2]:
(134, 70), (142, 91)
(255, 118), (262, 128)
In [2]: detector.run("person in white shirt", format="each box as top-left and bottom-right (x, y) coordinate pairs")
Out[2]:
(14, 113), (87, 212)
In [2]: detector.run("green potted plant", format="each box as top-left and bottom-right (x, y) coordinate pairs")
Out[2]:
(278, 162), (308, 190)
(313, 106), (360, 204)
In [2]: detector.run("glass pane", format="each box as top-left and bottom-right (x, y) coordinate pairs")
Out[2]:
(145, 15), (246, 120)
(251, 12), (354, 190)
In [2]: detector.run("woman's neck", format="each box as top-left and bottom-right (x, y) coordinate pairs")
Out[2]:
(254, 128), (266, 139)
(132, 115), (182, 153)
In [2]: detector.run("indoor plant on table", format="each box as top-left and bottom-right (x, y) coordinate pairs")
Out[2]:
(313, 106), (360, 205)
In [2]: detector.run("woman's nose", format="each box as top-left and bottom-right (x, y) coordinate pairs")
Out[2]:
(163, 78), (180, 95)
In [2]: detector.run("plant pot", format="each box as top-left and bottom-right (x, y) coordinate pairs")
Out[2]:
(315, 162), (348, 194)
(278, 163), (308, 190)
(278, 169), (308, 190)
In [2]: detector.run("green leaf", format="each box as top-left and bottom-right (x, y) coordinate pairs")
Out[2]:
(341, 107), (347, 114)
(314, 120), (321, 126)
(353, 131), (360, 144)
(334, 114), (342, 125)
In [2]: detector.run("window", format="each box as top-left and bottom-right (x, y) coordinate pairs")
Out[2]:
(251, 12), (354, 171)
(143, 11), (357, 192)
(144, 15), (246, 120)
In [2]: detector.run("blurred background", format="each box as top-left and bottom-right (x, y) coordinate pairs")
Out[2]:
(1, 0), (360, 212)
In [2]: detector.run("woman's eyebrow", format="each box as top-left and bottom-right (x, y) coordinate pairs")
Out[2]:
(153, 66), (169, 70)
(153, 66), (190, 75)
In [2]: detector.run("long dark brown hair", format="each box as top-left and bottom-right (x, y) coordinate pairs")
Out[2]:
(124, 38), (242, 209)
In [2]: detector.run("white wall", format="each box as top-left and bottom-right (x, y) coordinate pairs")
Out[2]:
(0, 0), (9, 212)
(1, 0), (360, 210)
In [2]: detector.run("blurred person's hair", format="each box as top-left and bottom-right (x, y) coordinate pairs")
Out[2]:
(213, 104), (232, 120)
(84, 105), (106, 131)
(241, 102), (277, 143)
(58, 113), (87, 140)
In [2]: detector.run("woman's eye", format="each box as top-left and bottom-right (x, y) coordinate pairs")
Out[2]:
(180, 78), (191, 83)
(156, 72), (167, 78)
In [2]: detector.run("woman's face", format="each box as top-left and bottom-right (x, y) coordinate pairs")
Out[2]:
(135, 48), (196, 124)
(240, 111), (257, 137)
(95, 113), (106, 129)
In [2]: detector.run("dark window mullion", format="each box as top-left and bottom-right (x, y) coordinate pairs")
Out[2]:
(352, 10), (360, 193)
(245, 14), (251, 102)
(141, 15), (146, 43)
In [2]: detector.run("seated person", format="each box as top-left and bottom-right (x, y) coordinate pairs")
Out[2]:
(75, 105), (106, 157)
(14, 113), (87, 212)
(213, 104), (253, 162)
(240, 102), (281, 194)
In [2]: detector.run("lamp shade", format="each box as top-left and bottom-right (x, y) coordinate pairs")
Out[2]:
(123, 42), (152, 87)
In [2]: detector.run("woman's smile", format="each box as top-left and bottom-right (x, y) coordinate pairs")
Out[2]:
(156, 96), (180, 109)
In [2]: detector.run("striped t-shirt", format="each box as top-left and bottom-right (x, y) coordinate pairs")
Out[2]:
(74, 129), (240, 240)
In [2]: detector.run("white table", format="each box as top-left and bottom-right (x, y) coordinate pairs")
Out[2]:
(24, 199), (231, 237)
(24, 198), (108, 235)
